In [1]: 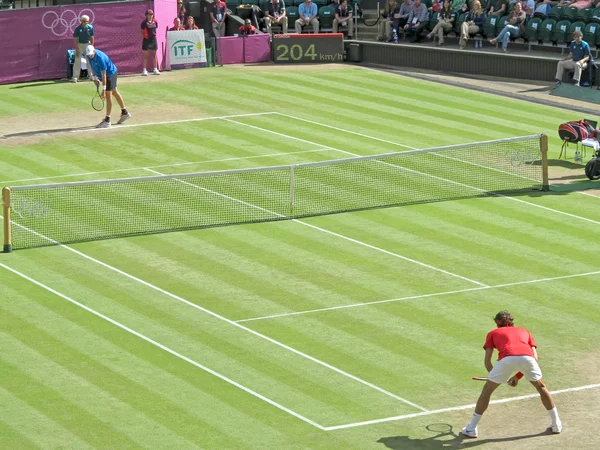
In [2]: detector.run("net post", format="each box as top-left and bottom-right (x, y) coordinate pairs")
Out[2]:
(2, 187), (12, 253)
(540, 134), (549, 191)
(289, 165), (295, 213)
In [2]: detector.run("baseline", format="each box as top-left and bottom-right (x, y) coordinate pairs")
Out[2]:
(0, 263), (325, 430)
(324, 383), (600, 431)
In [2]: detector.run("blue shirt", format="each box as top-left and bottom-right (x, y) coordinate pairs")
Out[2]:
(569, 40), (593, 63)
(73, 24), (94, 44)
(299, 2), (317, 18)
(87, 49), (118, 78)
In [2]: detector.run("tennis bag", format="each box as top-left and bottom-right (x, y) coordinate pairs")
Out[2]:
(558, 120), (595, 143)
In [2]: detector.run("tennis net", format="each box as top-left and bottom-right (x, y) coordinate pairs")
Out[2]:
(2, 134), (548, 251)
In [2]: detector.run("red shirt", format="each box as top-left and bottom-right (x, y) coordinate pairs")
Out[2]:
(484, 326), (536, 360)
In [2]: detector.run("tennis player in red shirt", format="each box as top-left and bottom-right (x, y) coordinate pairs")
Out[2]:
(461, 311), (561, 438)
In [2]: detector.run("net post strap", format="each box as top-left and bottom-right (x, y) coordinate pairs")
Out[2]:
(2, 187), (12, 253)
(540, 134), (549, 191)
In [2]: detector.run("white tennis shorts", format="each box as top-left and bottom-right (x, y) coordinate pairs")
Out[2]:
(488, 356), (543, 384)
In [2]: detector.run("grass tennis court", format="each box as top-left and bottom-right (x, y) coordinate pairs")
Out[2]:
(1, 65), (600, 449)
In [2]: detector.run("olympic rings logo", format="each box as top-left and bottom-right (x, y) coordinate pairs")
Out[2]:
(11, 198), (53, 220)
(42, 9), (95, 37)
(505, 148), (541, 167)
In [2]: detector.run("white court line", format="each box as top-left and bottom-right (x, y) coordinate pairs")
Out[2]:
(0, 149), (332, 185)
(0, 263), (326, 431)
(236, 269), (600, 322)
(323, 383), (600, 431)
(223, 118), (488, 288)
(1, 112), (276, 140)
(268, 114), (600, 228)
(1, 213), (428, 413)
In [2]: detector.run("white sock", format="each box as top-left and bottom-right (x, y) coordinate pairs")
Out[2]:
(547, 407), (560, 425)
(467, 412), (482, 430)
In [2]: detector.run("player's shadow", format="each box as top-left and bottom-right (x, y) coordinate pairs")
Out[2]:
(378, 423), (551, 449)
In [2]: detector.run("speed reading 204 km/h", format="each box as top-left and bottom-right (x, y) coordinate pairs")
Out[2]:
(273, 34), (344, 64)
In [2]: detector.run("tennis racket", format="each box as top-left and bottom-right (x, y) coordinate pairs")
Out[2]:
(472, 377), (488, 381)
(91, 84), (104, 111)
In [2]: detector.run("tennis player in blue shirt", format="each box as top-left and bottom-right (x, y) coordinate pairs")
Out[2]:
(554, 30), (593, 87)
(85, 45), (131, 128)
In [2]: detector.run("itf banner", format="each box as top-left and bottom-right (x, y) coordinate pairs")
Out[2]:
(167, 29), (207, 69)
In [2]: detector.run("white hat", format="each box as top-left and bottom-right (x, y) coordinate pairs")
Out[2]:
(85, 45), (95, 56)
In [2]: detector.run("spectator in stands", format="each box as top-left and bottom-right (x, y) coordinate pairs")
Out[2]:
(72, 15), (94, 83)
(185, 16), (199, 30)
(295, 0), (319, 33)
(520, 0), (535, 17)
(487, 0), (507, 16)
(403, 0), (428, 42)
(393, 0), (413, 42)
(430, 0), (442, 11)
(459, 0), (485, 49)
(265, 0), (289, 34)
(85, 45), (131, 129)
(555, 30), (592, 86)
(177, 0), (186, 23)
(558, 0), (592, 9)
(170, 17), (185, 31)
(378, 0), (398, 41)
(333, 0), (354, 38)
(427, 0), (455, 46)
(141, 9), (160, 76)
(239, 18), (258, 34)
(489, 2), (526, 52)
(211, 0), (228, 37)
(533, 0), (555, 17)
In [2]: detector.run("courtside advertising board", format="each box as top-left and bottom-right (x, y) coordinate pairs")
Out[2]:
(168, 29), (207, 69)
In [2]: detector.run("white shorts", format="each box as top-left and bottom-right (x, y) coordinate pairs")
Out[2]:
(488, 356), (542, 384)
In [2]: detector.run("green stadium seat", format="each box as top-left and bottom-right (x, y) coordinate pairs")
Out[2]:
(548, 5), (565, 21)
(286, 5), (299, 21)
(228, 0), (243, 6)
(241, 0), (257, 4)
(292, 0), (304, 5)
(523, 17), (543, 42)
(483, 15), (499, 38)
(314, 0), (328, 6)
(428, 11), (440, 31)
(591, 7), (600, 23)
(537, 18), (556, 44)
(562, 6), (579, 22)
(568, 21), (586, 42)
(584, 22), (598, 47)
(552, 19), (571, 45)
(577, 7), (593, 23)
(318, 5), (336, 31)
(496, 15), (511, 35)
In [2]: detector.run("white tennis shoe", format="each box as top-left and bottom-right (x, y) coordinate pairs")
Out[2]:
(153, 68), (160, 75)
(551, 423), (562, 434)
(142, 69), (148, 76)
(96, 120), (111, 129)
(461, 426), (478, 438)
(117, 112), (132, 124)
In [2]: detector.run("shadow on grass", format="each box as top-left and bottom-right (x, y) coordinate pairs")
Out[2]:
(377, 423), (552, 449)
(9, 80), (70, 89)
